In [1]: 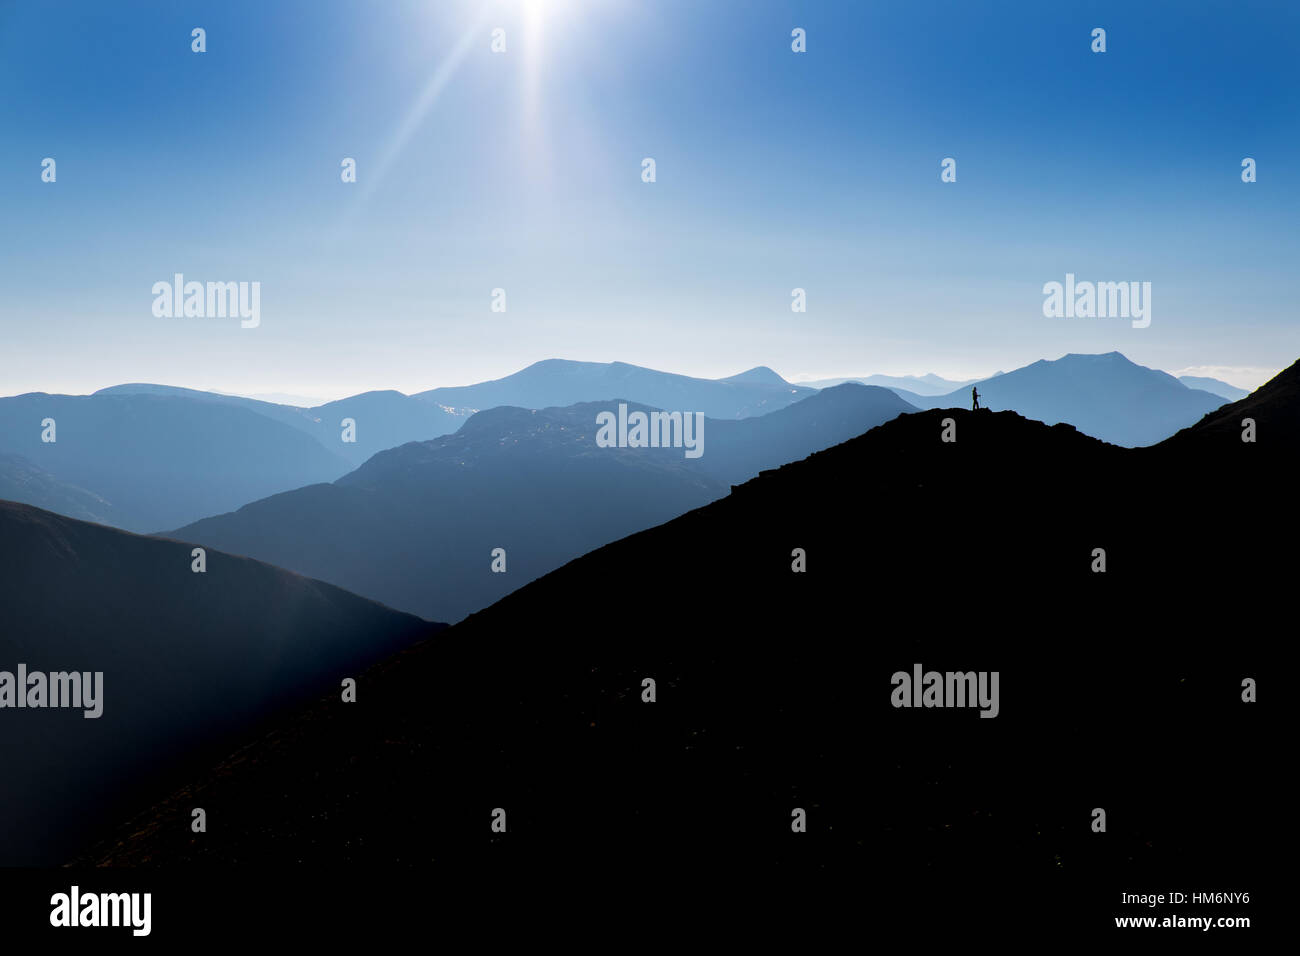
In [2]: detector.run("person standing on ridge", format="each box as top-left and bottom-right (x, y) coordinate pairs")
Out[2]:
(971, 386), (980, 411)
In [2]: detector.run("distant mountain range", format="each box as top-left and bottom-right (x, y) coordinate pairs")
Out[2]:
(414, 359), (816, 419)
(1175, 375), (1250, 402)
(891, 352), (1230, 446)
(0, 354), (1256, 534)
(79, 355), (1291, 876)
(0, 391), (353, 532)
(0, 500), (437, 865)
(799, 372), (983, 395)
(802, 368), (1248, 403)
(168, 384), (914, 622)
(93, 383), (468, 469)
(0, 362), (818, 531)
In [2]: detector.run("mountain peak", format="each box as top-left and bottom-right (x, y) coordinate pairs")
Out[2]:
(1059, 351), (1130, 363)
(719, 366), (789, 386)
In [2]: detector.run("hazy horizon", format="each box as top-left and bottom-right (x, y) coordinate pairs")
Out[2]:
(0, 349), (1280, 405)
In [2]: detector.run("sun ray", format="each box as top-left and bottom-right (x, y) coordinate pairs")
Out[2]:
(357, 9), (496, 205)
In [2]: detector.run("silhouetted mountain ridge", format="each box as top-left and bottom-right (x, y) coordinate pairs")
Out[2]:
(1161, 356), (1300, 451)
(79, 385), (1280, 883)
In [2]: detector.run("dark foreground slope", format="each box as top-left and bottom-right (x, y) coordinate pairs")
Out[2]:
(1161, 356), (1300, 448)
(0, 502), (439, 865)
(78, 392), (1280, 916)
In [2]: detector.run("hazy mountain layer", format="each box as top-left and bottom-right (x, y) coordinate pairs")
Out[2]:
(170, 385), (914, 622)
(0, 392), (352, 531)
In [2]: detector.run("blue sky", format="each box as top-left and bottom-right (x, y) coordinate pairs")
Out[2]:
(2, 0), (1296, 399)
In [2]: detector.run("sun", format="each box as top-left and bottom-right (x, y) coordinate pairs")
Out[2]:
(521, 0), (577, 23)
(521, 0), (578, 37)
(518, 0), (584, 119)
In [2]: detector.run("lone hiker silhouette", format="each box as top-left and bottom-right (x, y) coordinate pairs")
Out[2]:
(971, 386), (980, 411)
